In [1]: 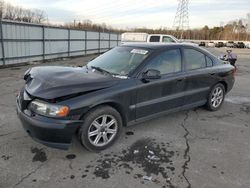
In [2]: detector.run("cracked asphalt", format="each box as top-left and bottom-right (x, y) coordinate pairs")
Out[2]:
(0, 48), (250, 188)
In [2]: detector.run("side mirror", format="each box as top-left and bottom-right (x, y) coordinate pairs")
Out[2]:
(218, 54), (227, 61)
(142, 69), (161, 81)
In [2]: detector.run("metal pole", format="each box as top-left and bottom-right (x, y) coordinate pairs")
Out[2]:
(117, 33), (119, 46)
(85, 31), (87, 55)
(108, 32), (111, 49)
(68, 29), (70, 57)
(0, 19), (6, 65)
(42, 26), (45, 61)
(98, 31), (100, 53)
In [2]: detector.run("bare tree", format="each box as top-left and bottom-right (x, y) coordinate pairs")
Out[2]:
(24, 9), (35, 22)
(0, 0), (46, 24)
(15, 7), (25, 21)
(4, 3), (17, 20)
(0, 0), (5, 19)
(34, 9), (46, 23)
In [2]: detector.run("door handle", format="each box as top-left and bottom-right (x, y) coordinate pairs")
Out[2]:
(177, 77), (185, 82)
(210, 73), (215, 75)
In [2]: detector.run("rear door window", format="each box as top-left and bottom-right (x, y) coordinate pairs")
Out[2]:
(149, 36), (160, 42)
(184, 48), (206, 70)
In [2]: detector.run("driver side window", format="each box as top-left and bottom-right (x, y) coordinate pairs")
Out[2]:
(145, 49), (182, 75)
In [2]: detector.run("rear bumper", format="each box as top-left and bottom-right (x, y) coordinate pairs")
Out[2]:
(16, 101), (83, 150)
(226, 76), (235, 94)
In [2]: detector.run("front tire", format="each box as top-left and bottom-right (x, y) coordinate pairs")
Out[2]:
(206, 83), (225, 111)
(79, 106), (122, 151)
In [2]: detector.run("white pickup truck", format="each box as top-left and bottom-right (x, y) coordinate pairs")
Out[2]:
(121, 32), (198, 46)
(121, 32), (179, 43)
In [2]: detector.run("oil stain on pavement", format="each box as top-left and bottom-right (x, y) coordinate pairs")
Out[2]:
(31, 147), (47, 162)
(240, 105), (250, 114)
(1, 155), (12, 160)
(81, 138), (176, 187)
(66, 154), (76, 160)
(125, 131), (134, 135)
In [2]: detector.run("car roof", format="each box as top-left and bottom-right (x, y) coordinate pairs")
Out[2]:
(148, 34), (173, 37)
(121, 42), (218, 61)
(121, 43), (197, 50)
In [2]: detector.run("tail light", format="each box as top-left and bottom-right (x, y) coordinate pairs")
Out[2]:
(231, 67), (236, 76)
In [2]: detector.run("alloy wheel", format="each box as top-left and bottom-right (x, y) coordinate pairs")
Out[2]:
(211, 87), (224, 108)
(88, 115), (118, 147)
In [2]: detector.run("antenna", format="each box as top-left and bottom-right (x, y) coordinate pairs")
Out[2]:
(173, 0), (190, 39)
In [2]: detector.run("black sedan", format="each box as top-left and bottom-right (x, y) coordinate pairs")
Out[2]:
(16, 43), (235, 151)
(236, 42), (245, 48)
(198, 42), (205, 47)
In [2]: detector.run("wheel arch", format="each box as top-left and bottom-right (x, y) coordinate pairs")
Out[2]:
(81, 101), (128, 127)
(206, 81), (228, 102)
(218, 81), (228, 92)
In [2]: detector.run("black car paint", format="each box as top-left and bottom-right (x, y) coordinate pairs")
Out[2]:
(24, 66), (120, 100)
(17, 103), (81, 149)
(16, 44), (235, 149)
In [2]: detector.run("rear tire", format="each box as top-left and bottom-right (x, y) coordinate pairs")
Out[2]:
(206, 83), (225, 111)
(79, 105), (122, 151)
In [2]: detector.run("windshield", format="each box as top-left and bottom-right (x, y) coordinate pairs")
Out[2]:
(87, 46), (149, 76)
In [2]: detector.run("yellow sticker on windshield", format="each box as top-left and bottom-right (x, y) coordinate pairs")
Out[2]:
(130, 49), (148, 55)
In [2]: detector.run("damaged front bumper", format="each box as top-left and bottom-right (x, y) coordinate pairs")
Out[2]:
(16, 97), (83, 150)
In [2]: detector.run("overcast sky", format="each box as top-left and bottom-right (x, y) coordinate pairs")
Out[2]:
(6, 0), (250, 29)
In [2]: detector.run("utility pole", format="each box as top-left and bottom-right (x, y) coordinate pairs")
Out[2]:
(74, 19), (82, 28)
(246, 13), (250, 41)
(173, 0), (189, 39)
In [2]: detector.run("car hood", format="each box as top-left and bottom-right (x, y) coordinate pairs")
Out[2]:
(24, 66), (120, 100)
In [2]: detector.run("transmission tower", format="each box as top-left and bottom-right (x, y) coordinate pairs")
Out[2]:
(173, 0), (189, 39)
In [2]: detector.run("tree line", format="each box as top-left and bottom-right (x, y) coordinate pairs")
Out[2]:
(0, 0), (46, 23)
(62, 19), (250, 41)
(130, 18), (250, 41)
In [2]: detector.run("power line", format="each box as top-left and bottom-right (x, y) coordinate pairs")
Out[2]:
(71, 1), (172, 23)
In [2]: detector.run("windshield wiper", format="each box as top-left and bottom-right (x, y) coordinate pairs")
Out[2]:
(91, 66), (113, 75)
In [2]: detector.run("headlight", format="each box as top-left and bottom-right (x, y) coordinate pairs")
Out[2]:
(29, 100), (69, 117)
